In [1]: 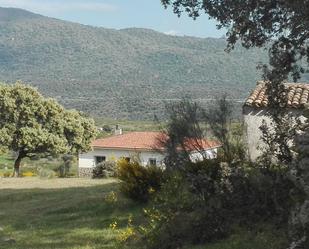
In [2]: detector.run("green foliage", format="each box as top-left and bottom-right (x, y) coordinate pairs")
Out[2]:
(135, 157), (296, 249)
(0, 153), (13, 168)
(0, 7), (268, 120)
(184, 224), (288, 249)
(37, 167), (57, 179)
(0, 82), (97, 176)
(184, 160), (232, 203)
(158, 99), (206, 170)
(138, 167), (230, 249)
(57, 154), (75, 177)
(92, 161), (116, 178)
(0, 178), (143, 249)
(117, 159), (164, 202)
(0, 177), (289, 249)
(205, 95), (246, 164)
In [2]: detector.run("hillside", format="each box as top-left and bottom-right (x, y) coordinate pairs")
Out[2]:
(0, 7), (268, 119)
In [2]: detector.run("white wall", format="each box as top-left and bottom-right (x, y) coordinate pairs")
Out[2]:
(190, 148), (218, 162)
(79, 148), (165, 168)
(79, 147), (219, 169)
(243, 107), (306, 161)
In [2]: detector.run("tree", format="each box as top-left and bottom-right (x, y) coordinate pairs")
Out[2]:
(157, 99), (207, 170)
(0, 83), (97, 177)
(205, 95), (245, 164)
(161, 1), (309, 247)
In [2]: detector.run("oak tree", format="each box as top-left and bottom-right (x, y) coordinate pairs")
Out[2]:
(0, 83), (97, 176)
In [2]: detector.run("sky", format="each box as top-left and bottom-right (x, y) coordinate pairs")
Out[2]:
(0, 0), (226, 38)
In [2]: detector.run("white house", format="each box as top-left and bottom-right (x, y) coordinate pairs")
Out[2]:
(78, 131), (221, 177)
(243, 81), (309, 161)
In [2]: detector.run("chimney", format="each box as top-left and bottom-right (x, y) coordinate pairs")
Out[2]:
(115, 125), (123, 135)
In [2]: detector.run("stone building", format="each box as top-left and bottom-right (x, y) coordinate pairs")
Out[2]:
(243, 81), (309, 161)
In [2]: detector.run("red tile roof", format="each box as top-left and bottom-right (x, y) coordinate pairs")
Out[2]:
(245, 81), (309, 108)
(92, 131), (220, 151)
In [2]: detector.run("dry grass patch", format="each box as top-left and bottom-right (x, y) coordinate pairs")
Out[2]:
(0, 177), (116, 189)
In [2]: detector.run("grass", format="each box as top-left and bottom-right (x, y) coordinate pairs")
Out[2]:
(94, 118), (161, 132)
(0, 153), (14, 167)
(0, 178), (143, 249)
(0, 153), (80, 177)
(185, 225), (288, 249)
(0, 178), (289, 249)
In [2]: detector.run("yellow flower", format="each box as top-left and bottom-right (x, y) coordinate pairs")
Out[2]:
(148, 187), (155, 194)
(109, 221), (117, 230)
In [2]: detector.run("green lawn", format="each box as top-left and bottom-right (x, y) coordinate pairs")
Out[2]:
(0, 178), (288, 249)
(0, 154), (14, 167)
(0, 178), (142, 249)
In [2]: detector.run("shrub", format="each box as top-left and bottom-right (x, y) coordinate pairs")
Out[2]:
(37, 167), (56, 179)
(2, 171), (11, 178)
(20, 166), (37, 177)
(116, 159), (164, 202)
(92, 161), (116, 178)
(130, 158), (295, 249)
(137, 163), (232, 249)
(57, 155), (75, 178)
(184, 160), (233, 203)
(242, 162), (297, 222)
(21, 171), (36, 177)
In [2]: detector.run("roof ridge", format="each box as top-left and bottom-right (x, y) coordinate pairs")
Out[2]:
(91, 131), (220, 151)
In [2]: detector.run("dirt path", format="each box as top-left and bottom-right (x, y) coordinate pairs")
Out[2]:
(0, 177), (116, 189)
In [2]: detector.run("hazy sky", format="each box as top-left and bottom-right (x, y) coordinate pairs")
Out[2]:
(0, 0), (226, 38)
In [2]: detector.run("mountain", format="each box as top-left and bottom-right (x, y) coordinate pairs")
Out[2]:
(0, 7), (268, 119)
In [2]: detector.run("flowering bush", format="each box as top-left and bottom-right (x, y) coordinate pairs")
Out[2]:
(116, 159), (164, 202)
(21, 171), (36, 177)
(109, 215), (136, 243)
(104, 191), (118, 204)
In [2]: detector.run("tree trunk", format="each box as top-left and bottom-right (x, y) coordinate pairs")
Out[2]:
(13, 154), (23, 177)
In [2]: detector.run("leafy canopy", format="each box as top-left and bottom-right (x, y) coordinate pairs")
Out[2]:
(0, 83), (97, 158)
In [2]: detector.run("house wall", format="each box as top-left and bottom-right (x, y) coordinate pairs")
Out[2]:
(243, 106), (305, 161)
(189, 148), (218, 161)
(79, 147), (219, 177)
(78, 148), (165, 177)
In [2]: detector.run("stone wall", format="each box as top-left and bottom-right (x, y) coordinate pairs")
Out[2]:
(243, 107), (270, 161)
(243, 106), (306, 161)
(78, 167), (93, 178)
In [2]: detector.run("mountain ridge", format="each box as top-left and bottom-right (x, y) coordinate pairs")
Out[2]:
(0, 7), (268, 119)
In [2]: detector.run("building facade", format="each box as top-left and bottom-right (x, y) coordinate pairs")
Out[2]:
(243, 82), (308, 161)
(79, 131), (220, 177)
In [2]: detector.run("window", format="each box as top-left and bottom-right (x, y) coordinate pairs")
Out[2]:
(120, 157), (131, 163)
(95, 156), (106, 165)
(148, 158), (157, 166)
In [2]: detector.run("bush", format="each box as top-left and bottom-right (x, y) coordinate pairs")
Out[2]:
(92, 161), (116, 178)
(20, 166), (37, 177)
(128, 159), (295, 249)
(38, 167), (56, 179)
(137, 162), (232, 249)
(2, 171), (11, 178)
(57, 155), (75, 178)
(116, 159), (164, 202)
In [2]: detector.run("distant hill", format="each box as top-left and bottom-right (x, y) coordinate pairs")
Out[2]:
(0, 7), (269, 119)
